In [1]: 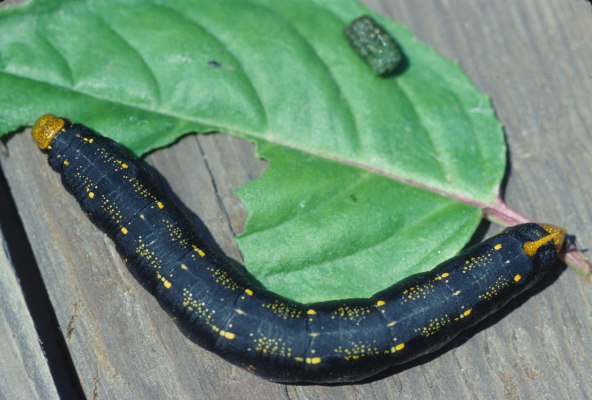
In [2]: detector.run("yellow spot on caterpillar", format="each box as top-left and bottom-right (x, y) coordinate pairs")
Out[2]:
(212, 325), (220, 333)
(235, 309), (246, 315)
(307, 309), (317, 315)
(181, 264), (188, 270)
(463, 309), (472, 317)
(157, 201), (164, 209)
(88, 192), (95, 198)
(387, 321), (397, 327)
(376, 300), (386, 307)
(294, 357), (304, 362)
(395, 343), (405, 351)
(244, 289), (253, 296)
(220, 330), (235, 340)
(441, 273), (449, 278)
(140, 214), (145, 220)
(192, 245), (205, 257)
(305, 357), (321, 365)
(121, 163), (128, 169)
(163, 280), (172, 289)
(63, 160), (70, 166)
(453, 290), (461, 296)
(121, 227), (128, 235)
(494, 244), (502, 250)
(309, 332), (320, 337)
(514, 274), (522, 282)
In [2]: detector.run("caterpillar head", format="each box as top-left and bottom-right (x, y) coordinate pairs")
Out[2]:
(32, 114), (66, 150)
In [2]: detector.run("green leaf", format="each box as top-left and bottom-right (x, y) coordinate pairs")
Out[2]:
(237, 142), (482, 302)
(0, 0), (505, 302)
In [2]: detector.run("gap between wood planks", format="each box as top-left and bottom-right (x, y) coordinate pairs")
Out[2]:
(0, 164), (85, 400)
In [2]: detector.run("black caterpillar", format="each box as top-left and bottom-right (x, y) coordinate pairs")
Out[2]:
(32, 115), (565, 383)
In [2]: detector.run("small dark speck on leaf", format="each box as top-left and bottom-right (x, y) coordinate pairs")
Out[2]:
(350, 194), (358, 203)
(208, 60), (222, 68)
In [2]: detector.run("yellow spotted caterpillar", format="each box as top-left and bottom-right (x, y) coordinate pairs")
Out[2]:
(32, 114), (565, 383)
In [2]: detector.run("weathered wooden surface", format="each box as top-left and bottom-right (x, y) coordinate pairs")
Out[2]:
(0, 227), (59, 399)
(1, 0), (592, 399)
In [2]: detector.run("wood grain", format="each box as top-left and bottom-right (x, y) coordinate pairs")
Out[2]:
(1, 0), (592, 399)
(0, 227), (59, 399)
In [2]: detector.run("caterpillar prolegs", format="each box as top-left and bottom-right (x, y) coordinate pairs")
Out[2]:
(32, 115), (565, 383)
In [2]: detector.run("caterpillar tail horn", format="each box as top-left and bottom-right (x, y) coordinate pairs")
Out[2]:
(524, 224), (566, 256)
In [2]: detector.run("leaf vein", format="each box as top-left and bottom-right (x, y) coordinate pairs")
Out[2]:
(252, 1), (363, 152)
(155, 3), (269, 131)
(92, 12), (162, 104)
(450, 91), (488, 190)
(241, 172), (372, 237)
(394, 78), (453, 185)
(35, 32), (75, 87)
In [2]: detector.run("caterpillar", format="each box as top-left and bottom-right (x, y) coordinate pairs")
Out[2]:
(32, 114), (565, 383)
(345, 15), (403, 77)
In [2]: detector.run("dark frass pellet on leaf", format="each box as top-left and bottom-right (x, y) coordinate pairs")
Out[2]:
(345, 15), (403, 77)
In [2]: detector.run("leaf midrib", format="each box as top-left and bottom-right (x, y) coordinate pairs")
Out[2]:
(2, 68), (491, 210)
